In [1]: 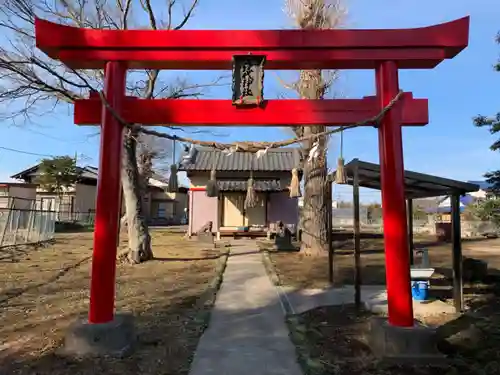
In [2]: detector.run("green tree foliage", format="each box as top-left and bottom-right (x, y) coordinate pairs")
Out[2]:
(466, 198), (500, 226)
(337, 200), (353, 208)
(35, 156), (78, 195)
(474, 32), (500, 194)
(413, 205), (428, 221)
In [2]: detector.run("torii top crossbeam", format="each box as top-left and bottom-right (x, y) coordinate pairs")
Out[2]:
(35, 17), (469, 70)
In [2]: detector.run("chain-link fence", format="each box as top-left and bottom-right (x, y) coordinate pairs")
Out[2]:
(0, 197), (57, 247)
(56, 209), (96, 225)
(331, 206), (498, 237)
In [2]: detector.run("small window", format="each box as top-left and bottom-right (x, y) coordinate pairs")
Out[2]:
(157, 202), (167, 218)
(0, 187), (8, 197)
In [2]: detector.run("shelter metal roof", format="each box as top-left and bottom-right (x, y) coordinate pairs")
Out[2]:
(330, 159), (479, 199)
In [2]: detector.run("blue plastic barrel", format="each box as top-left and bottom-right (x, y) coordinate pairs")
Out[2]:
(411, 280), (429, 301)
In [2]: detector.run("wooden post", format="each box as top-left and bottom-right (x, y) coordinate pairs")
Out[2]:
(407, 199), (414, 265)
(0, 198), (14, 247)
(188, 190), (193, 236)
(328, 179), (334, 285)
(451, 194), (463, 312)
(11, 200), (21, 246)
(25, 199), (36, 243)
(353, 163), (362, 308)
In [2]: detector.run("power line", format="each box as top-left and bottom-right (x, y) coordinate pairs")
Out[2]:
(0, 146), (94, 166)
(0, 146), (55, 157)
(14, 127), (96, 144)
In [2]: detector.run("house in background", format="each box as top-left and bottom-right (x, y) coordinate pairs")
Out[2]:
(467, 180), (493, 199)
(11, 165), (100, 220)
(179, 147), (301, 236)
(146, 173), (189, 225)
(10, 164), (188, 225)
(423, 195), (477, 222)
(436, 195), (475, 213)
(0, 182), (38, 210)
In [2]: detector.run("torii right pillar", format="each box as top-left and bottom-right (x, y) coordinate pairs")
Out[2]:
(370, 62), (446, 360)
(376, 61), (414, 327)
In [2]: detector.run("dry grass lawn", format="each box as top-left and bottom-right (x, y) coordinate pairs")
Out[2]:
(273, 234), (500, 374)
(270, 234), (500, 292)
(0, 229), (223, 375)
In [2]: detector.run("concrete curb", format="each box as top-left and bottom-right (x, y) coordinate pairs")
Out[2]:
(261, 250), (324, 375)
(286, 316), (326, 375)
(194, 250), (229, 325)
(196, 251), (229, 309)
(261, 250), (295, 315)
(260, 250), (282, 286)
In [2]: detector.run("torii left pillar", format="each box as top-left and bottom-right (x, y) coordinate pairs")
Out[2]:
(62, 62), (136, 358)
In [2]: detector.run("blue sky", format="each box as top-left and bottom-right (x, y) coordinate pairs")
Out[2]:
(1, 0), (499, 202)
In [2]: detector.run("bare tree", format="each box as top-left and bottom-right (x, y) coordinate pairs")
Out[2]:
(120, 134), (172, 227)
(0, 0), (223, 263)
(284, 0), (346, 255)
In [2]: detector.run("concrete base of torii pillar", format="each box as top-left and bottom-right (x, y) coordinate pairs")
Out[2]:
(58, 314), (136, 358)
(367, 317), (445, 363)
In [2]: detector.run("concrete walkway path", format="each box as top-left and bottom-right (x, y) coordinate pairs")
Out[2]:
(188, 241), (303, 375)
(282, 285), (457, 317)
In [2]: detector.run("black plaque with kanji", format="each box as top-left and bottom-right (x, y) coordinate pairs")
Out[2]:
(231, 54), (266, 106)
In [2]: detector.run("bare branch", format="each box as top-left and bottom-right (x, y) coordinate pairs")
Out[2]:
(140, 0), (157, 30)
(173, 0), (199, 30)
(0, 0), (218, 129)
(284, 0), (346, 29)
(280, 0), (346, 142)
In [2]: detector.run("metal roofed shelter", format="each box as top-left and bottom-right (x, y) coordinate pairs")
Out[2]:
(329, 158), (480, 312)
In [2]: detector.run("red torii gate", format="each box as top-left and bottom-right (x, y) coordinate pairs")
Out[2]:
(35, 17), (469, 330)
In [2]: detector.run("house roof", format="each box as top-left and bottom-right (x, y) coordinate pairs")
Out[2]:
(10, 164), (98, 181)
(413, 197), (442, 211)
(0, 182), (38, 188)
(217, 180), (286, 192)
(10, 163), (188, 190)
(179, 147), (302, 172)
(150, 172), (168, 183)
(330, 159), (480, 199)
(427, 195), (476, 213)
(467, 180), (492, 191)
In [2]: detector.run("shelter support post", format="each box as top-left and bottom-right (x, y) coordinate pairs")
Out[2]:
(376, 61), (414, 327)
(353, 163), (362, 308)
(89, 62), (127, 324)
(407, 199), (414, 265)
(451, 194), (463, 312)
(327, 180), (334, 284)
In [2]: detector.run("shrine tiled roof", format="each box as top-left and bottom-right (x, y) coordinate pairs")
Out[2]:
(179, 147), (301, 172)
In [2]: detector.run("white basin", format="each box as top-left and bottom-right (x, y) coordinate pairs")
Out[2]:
(410, 268), (435, 280)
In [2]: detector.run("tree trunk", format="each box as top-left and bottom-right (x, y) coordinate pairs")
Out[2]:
(120, 130), (153, 264)
(299, 128), (329, 255)
(297, 69), (330, 255)
(137, 145), (154, 223)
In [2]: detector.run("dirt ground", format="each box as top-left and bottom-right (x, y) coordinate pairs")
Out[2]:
(269, 234), (500, 292)
(290, 298), (500, 375)
(272, 234), (500, 374)
(0, 230), (222, 375)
